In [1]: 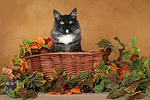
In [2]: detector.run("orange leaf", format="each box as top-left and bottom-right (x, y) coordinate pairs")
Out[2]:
(56, 92), (62, 95)
(15, 73), (21, 77)
(65, 90), (72, 95)
(38, 37), (45, 45)
(130, 55), (139, 61)
(48, 91), (64, 95)
(122, 66), (131, 73)
(71, 88), (81, 94)
(20, 64), (26, 73)
(119, 66), (131, 75)
(30, 43), (42, 49)
(48, 40), (53, 47)
(48, 92), (55, 95)
(109, 64), (119, 73)
(67, 91), (72, 95)
(117, 75), (124, 84)
(34, 37), (45, 45)
(19, 59), (29, 65)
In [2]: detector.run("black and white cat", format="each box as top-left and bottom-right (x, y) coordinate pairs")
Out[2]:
(51, 8), (82, 52)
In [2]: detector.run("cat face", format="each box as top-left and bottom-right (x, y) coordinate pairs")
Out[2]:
(53, 8), (80, 35)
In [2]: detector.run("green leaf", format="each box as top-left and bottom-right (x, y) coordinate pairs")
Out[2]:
(143, 59), (150, 79)
(99, 60), (107, 72)
(10, 55), (22, 67)
(107, 86), (125, 99)
(123, 50), (131, 58)
(51, 76), (67, 93)
(96, 38), (113, 48)
(0, 73), (10, 86)
(125, 91), (144, 99)
(124, 80), (142, 93)
(130, 60), (141, 70)
(42, 45), (50, 49)
(24, 71), (46, 90)
(22, 38), (33, 46)
(14, 80), (24, 97)
(18, 88), (38, 100)
(0, 73), (10, 83)
(0, 85), (5, 94)
(146, 86), (150, 97)
(105, 79), (119, 90)
(49, 66), (64, 80)
(131, 37), (137, 46)
(66, 73), (78, 89)
(82, 74), (96, 88)
(103, 72), (119, 90)
(132, 46), (140, 54)
(8, 89), (18, 98)
(79, 72), (88, 81)
(93, 80), (104, 93)
(121, 72), (132, 85)
(18, 47), (26, 58)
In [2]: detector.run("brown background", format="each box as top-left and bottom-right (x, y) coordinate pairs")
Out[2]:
(0, 0), (150, 73)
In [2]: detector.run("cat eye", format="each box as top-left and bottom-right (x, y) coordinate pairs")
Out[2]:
(69, 20), (73, 24)
(60, 21), (64, 25)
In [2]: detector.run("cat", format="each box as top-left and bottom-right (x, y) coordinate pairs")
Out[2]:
(50, 8), (82, 52)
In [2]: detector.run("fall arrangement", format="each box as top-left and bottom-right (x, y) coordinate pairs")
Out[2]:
(0, 36), (150, 100)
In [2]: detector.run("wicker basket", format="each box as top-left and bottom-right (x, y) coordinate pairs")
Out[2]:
(28, 51), (108, 83)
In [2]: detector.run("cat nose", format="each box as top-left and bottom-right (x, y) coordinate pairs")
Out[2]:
(65, 29), (69, 33)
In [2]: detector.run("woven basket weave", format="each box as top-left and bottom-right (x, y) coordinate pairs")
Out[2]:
(28, 51), (108, 83)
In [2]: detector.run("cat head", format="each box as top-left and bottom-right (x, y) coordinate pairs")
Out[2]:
(53, 8), (77, 20)
(52, 8), (80, 34)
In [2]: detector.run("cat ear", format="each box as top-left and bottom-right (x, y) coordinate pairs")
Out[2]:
(53, 10), (61, 20)
(70, 8), (77, 18)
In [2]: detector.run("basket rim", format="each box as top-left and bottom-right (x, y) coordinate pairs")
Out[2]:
(28, 50), (108, 58)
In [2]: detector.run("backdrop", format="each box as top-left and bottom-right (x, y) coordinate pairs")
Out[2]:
(0, 0), (150, 73)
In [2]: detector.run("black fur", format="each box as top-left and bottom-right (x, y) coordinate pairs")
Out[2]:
(51, 8), (82, 52)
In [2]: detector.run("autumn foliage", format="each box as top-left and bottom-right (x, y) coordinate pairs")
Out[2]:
(0, 36), (150, 100)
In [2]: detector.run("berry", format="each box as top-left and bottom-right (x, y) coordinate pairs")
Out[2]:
(80, 85), (95, 93)
(3, 77), (23, 94)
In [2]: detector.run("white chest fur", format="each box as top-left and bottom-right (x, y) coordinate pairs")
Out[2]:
(58, 34), (74, 44)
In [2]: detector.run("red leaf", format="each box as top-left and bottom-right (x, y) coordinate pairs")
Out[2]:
(43, 37), (51, 45)
(120, 66), (131, 75)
